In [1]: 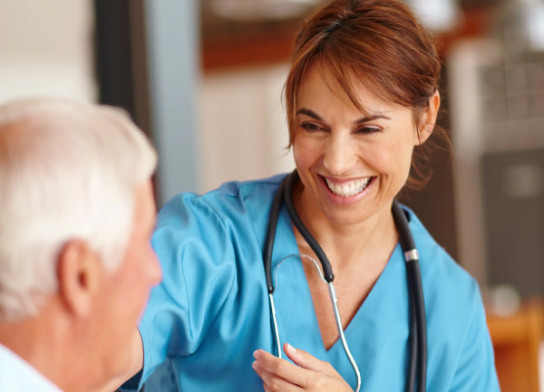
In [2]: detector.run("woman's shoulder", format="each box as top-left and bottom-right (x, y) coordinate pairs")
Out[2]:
(150, 176), (288, 295)
(211, 173), (287, 200)
(156, 173), (287, 236)
(404, 206), (481, 310)
(403, 207), (498, 390)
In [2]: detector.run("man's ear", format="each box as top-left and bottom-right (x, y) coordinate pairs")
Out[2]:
(57, 240), (103, 318)
(414, 90), (441, 146)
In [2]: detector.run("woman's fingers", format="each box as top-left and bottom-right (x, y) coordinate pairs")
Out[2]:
(252, 359), (302, 392)
(253, 349), (313, 388)
(284, 343), (338, 377)
(254, 347), (354, 392)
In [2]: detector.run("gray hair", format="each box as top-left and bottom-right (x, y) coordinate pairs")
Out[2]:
(0, 98), (158, 322)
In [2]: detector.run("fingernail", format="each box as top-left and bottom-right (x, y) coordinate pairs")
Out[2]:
(253, 350), (260, 359)
(252, 361), (258, 370)
(286, 343), (296, 354)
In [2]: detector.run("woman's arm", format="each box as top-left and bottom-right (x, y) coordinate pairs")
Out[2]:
(114, 193), (237, 390)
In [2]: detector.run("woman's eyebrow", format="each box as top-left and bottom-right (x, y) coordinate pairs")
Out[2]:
(296, 108), (391, 124)
(296, 108), (322, 121)
(354, 114), (391, 124)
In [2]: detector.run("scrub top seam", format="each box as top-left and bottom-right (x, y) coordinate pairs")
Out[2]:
(235, 178), (286, 191)
(195, 197), (241, 343)
(448, 279), (480, 380)
(196, 260), (239, 355)
(204, 175), (287, 200)
(240, 182), (281, 262)
(156, 195), (240, 363)
(199, 180), (280, 198)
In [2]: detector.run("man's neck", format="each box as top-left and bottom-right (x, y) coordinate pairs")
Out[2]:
(0, 302), (90, 392)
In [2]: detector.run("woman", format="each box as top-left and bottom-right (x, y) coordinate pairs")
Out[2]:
(120, 0), (500, 391)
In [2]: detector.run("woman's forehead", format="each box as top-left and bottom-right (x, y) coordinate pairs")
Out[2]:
(296, 64), (398, 117)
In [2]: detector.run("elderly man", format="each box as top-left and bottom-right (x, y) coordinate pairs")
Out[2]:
(0, 99), (162, 392)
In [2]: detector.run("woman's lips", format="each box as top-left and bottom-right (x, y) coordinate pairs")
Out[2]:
(324, 176), (372, 197)
(319, 175), (376, 205)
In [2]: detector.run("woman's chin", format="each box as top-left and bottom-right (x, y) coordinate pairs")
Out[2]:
(311, 176), (376, 222)
(321, 206), (375, 226)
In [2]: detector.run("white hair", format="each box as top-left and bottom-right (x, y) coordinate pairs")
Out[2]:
(0, 98), (158, 322)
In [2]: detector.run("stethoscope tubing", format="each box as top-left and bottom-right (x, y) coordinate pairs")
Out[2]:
(264, 171), (427, 392)
(283, 171), (335, 282)
(393, 201), (427, 392)
(263, 176), (286, 294)
(406, 263), (418, 392)
(409, 259), (427, 392)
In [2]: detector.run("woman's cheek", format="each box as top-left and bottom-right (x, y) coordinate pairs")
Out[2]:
(365, 147), (396, 176)
(293, 138), (320, 168)
(388, 145), (415, 187)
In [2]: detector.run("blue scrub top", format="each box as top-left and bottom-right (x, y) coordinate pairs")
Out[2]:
(122, 174), (500, 392)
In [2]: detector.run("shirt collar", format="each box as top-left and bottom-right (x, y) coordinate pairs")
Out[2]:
(0, 343), (63, 392)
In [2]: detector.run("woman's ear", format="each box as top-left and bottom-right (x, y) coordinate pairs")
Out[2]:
(57, 240), (103, 318)
(414, 90), (441, 146)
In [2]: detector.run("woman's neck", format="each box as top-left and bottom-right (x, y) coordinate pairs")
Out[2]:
(293, 181), (398, 271)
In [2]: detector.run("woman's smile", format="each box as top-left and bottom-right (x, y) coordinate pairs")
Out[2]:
(319, 175), (377, 205)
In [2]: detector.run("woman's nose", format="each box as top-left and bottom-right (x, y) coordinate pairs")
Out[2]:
(322, 133), (357, 175)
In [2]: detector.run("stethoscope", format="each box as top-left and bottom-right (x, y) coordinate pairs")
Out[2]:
(262, 170), (427, 392)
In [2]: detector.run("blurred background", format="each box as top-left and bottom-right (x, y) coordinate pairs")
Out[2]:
(1, 0), (544, 390)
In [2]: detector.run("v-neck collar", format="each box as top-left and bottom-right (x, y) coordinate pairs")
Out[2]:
(270, 203), (404, 353)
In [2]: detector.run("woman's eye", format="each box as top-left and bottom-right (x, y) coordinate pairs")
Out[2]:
(301, 122), (323, 132)
(356, 127), (381, 134)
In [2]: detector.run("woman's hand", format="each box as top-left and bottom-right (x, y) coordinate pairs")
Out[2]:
(252, 343), (354, 392)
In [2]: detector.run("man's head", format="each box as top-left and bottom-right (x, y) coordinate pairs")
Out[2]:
(0, 98), (162, 390)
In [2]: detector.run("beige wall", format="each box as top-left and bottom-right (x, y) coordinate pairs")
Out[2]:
(199, 65), (295, 193)
(0, 0), (95, 104)
(0, 1), (294, 194)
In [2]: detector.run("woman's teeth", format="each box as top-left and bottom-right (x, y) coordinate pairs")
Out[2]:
(325, 177), (371, 197)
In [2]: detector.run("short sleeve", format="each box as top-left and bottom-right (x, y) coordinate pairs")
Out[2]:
(449, 282), (501, 392)
(120, 193), (237, 391)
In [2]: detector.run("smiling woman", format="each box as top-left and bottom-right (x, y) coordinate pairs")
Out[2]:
(119, 1), (500, 392)
(285, 0), (445, 192)
(291, 66), (439, 224)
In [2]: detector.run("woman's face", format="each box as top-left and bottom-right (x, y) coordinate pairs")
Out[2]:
(292, 65), (437, 226)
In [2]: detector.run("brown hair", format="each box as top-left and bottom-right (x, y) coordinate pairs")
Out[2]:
(285, 0), (448, 189)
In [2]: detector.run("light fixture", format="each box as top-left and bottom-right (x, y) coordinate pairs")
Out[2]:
(493, 0), (544, 53)
(210, 0), (322, 22)
(403, 0), (462, 32)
